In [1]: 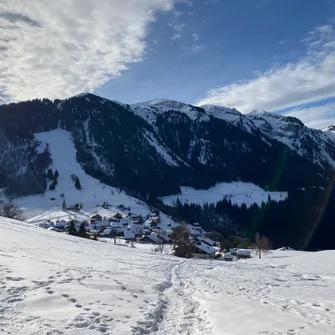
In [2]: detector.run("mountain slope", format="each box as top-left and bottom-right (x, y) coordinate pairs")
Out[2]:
(0, 94), (335, 250)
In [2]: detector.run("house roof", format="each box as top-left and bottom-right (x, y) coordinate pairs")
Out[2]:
(224, 253), (234, 259)
(194, 242), (216, 255)
(197, 237), (215, 246)
(124, 230), (136, 239)
(276, 246), (295, 251)
(236, 249), (252, 256)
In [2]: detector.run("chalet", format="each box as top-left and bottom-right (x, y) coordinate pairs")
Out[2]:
(174, 241), (216, 259)
(99, 227), (112, 237)
(110, 222), (120, 230)
(123, 229), (136, 242)
(89, 214), (103, 222)
(54, 220), (68, 229)
(276, 246), (295, 251)
(236, 249), (252, 259)
(229, 248), (238, 255)
(223, 253), (234, 261)
(144, 219), (153, 228)
(110, 212), (122, 220)
(139, 233), (164, 244)
(187, 224), (204, 238)
(196, 236), (216, 247)
(120, 218), (130, 226)
(156, 233), (171, 244)
(149, 213), (160, 224)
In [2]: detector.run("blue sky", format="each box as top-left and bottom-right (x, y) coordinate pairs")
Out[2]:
(100, 0), (333, 104)
(1, 0), (335, 128)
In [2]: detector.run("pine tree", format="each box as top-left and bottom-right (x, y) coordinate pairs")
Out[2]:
(47, 169), (54, 181)
(54, 170), (59, 180)
(49, 182), (56, 191)
(78, 222), (87, 238)
(75, 177), (82, 190)
(62, 200), (66, 211)
(67, 220), (77, 236)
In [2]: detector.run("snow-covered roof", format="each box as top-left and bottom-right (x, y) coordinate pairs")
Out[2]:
(276, 246), (295, 251)
(197, 237), (215, 246)
(194, 242), (216, 255)
(236, 249), (252, 256)
(145, 233), (163, 244)
(224, 253), (234, 259)
(124, 230), (136, 239)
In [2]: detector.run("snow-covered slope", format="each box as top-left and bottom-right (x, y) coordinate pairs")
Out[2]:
(201, 105), (257, 133)
(131, 99), (335, 168)
(162, 182), (288, 208)
(249, 110), (335, 168)
(131, 99), (210, 125)
(14, 129), (174, 227)
(1, 217), (335, 334)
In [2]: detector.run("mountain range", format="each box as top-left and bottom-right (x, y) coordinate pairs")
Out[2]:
(0, 93), (335, 250)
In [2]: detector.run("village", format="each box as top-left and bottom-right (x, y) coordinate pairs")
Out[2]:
(32, 200), (268, 261)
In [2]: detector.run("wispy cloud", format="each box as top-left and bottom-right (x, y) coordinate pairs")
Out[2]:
(196, 24), (335, 114)
(0, 0), (176, 102)
(283, 103), (335, 130)
(192, 33), (199, 42)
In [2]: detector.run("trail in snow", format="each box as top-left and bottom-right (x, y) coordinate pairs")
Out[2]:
(133, 260), (211, 335)
(1, 217), (335, 334)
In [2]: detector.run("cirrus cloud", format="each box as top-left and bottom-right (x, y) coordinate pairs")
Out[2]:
(0, 0), (176, 102)
(196, 24), (335, 114)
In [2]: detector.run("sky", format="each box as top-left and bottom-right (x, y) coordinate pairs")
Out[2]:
(0, 0), (335, 129)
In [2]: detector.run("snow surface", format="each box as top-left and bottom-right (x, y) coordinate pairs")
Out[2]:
(162, 182), (288, 208)
(131, 99), (210, 124)
(14, 129), (176, 230)
(143, 130), (179, 167)
(1, 217), (335, 334)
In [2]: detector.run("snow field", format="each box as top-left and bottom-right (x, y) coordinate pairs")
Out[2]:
(162, 182), (288, 208)
(13, 129), (176, 230)
(1, 218), (335, 334)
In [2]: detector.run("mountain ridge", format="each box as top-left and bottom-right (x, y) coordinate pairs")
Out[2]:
(0, 93), (335, 250)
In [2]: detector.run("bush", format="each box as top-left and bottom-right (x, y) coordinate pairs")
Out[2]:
(0, 202), (23, 220)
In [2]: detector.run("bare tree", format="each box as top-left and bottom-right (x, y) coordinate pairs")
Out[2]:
(252, 232), (271, 259)
(157, 242), (166, 254)
(0, 202), (23, 220)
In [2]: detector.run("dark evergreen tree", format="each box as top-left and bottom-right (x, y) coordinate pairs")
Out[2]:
(78, 222), (87, 238)
(67, 220), (77, 236)
(54, 170), (59, 180)
(49, 182), (56, 191)
(75, 177), (82, 190)
(62, 200), (66, 211)
(47, 169), (54, 181)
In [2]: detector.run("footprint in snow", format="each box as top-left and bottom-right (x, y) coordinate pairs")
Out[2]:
(5, 276), (25, 282)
